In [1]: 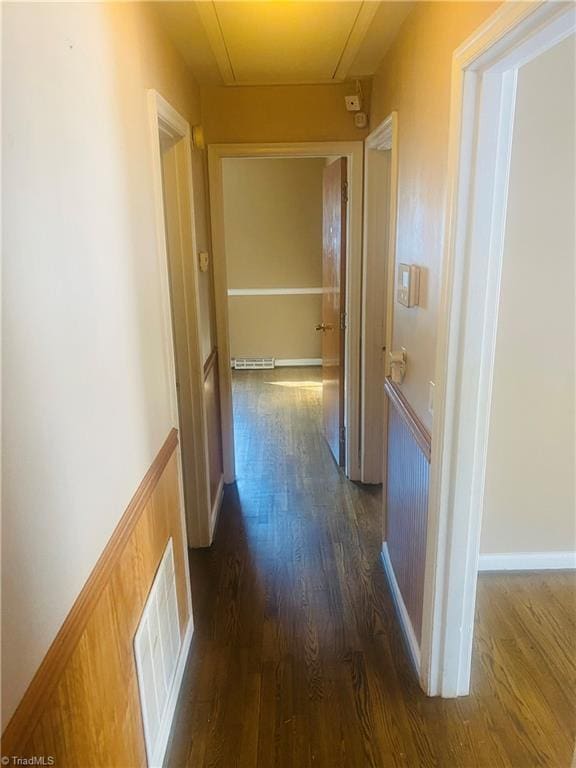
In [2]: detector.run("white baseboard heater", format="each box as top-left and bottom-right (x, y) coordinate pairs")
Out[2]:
(233, 357), (275, 370)
(231, 357), (321, 369)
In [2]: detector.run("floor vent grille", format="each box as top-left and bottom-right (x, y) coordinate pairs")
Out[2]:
(134, 538), (181, 767)
(233, 357), (275, 370)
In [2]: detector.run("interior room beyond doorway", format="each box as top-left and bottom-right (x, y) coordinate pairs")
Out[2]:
(223, 157), (325, 370)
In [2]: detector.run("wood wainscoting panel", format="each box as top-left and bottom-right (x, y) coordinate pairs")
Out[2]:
(385, 379), (431, 644)
(204, 348), (224, 509)
(2, 429), (191, 765)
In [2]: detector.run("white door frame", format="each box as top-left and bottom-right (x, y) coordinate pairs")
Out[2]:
(361, 113), (398, 484)
(421, 0), (576, 697)
(148, 90), (213, 548)
(208, 141), (364, 482)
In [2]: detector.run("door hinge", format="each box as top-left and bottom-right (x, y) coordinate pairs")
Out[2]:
(342, 180), (348, 204)
(339, 426), (346, 444)
(340, 311), (347, 331)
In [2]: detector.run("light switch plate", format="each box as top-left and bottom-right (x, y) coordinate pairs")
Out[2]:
(428, 381), (435, 415)
(397, 264), (420, 307)
(198, 251), (209, 272)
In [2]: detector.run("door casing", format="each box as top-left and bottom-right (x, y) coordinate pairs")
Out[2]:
(361, 113), (399, 486)
(147, 90), (214, 549)
(422, 0), (576, 697)
(208, 141), (364, 482)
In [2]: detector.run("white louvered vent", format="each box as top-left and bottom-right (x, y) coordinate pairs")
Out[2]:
(134, 538), (181, 767)
(233, 357), (275, 370)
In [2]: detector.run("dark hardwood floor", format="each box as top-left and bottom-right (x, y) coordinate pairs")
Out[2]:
(166, 367), (576, 768)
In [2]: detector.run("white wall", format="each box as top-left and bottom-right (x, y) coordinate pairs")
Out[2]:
(480, 35), (575, 555)
(2, 2), (204, 724)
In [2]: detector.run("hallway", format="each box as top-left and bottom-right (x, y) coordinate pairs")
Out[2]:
(165, 368), (575, 768)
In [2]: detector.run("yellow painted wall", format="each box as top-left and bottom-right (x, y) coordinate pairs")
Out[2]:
(202, 80), (372, 144)
(370, 1), (501, 429)
(110, 3), (215, 363)
(223, 158), (324, 360)
(2, 1), (210, 725)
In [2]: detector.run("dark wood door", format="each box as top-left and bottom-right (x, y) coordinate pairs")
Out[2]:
(320, 157), (347, 466)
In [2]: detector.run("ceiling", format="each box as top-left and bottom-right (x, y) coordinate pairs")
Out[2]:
(154, 2), (414, 86)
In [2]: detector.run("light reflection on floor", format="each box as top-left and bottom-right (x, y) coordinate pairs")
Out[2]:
(264, 380), (322, 389)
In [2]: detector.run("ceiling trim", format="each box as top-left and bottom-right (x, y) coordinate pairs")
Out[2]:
(333, 1), (381, 81)
(210, 79), (356, 89)
(196, 2), (235, 84)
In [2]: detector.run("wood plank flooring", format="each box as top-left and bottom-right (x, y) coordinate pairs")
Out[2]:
(166, 367), (576, 768)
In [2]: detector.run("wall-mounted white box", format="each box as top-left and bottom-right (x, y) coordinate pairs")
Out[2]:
(397, 264), (420, 307)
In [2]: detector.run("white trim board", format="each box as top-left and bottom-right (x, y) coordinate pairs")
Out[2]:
(275, 358), (322, 367)
(381, 543), (421, 673)
(152, 616), (194, 768)
(478, 552), (576, 572)
(228, 287), (323, 296)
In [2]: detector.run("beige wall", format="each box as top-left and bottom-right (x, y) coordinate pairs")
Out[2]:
(371, 1), (501, 429)
(228, 295), (322, 360)
(202, 80), (371, 144)
(223, 158), (324, 360)
(2, 1), (209, 724)
(481, 36), (575, 555)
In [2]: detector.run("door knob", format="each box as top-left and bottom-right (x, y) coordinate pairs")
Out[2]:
(315, 323), (333, 332)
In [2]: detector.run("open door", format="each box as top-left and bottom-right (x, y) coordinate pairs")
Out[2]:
(319, 157), (347, 466)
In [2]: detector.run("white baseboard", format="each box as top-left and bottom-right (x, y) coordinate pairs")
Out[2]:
(152, 616), (194, 768)
(275, 358), (321, 367)
(380, 543), (421, 673)
(210, 475), (225, 541)
(478, 551), (576, 571)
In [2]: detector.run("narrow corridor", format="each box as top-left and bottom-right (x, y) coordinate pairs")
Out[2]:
(166, 368), (575, 768)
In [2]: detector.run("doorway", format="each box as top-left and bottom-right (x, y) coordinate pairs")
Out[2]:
(221, 155), (347, 469)
(361, 113), (398, 485)
(208, 142), (363, 481)
(148, 91), (216, 548)
(422, 2), (576, 698)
